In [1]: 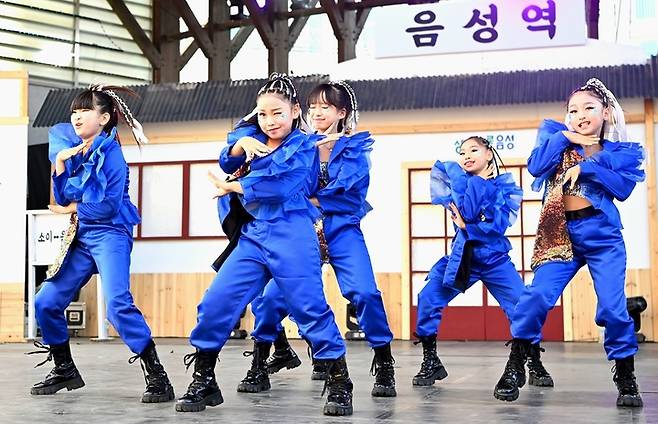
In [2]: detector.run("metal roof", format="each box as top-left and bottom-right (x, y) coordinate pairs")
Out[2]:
(33, 56), (658, 127)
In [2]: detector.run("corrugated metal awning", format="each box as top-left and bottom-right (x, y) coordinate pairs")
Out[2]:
(33, 56), (658, 127)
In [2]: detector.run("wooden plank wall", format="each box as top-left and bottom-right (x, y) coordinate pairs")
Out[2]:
(77, 271), (404, 340)
(563, 269), (653, 342)
(0, 283), (24, 342)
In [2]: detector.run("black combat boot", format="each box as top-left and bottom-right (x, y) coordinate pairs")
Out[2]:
(175, 350), (224, 412)
(303, 337), (328, 380)
(130, 340), (175, 402)
(527, 343), (554, 387)
(312, 358), (329, 380)
(30, 340), (85, 395)
(266, 330), (301, 374)
(371, 344), (396, 397)
(613, 356), (643, 407)
(321, 356), (353, 416)
(493, 338), (530, 402)
(412, 334), (448, 386)
(237, 340), (272, 393)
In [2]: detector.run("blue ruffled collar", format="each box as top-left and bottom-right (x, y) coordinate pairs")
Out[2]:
(48, 123), (118, 203)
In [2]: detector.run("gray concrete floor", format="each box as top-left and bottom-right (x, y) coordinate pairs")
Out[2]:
(0, 339), (655, 423)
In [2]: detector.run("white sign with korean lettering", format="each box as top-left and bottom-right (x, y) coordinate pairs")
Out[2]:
(375, 0), (587, 58)
(31, 212), (71, 265)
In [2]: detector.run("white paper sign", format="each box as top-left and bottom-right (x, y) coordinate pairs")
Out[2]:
(31, 212), (72, 265)
(375, 0), (587, 58)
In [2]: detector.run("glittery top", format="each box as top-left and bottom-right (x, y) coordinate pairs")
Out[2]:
(318, 161), (329, 189)
(531, 148), (584, 269)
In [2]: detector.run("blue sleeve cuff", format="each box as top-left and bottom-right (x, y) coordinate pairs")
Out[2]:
(241, 181), (255, 203)
(579, 160), (595, 176)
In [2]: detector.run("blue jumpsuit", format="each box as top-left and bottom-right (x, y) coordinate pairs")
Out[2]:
(250, 132), (394, 348)
(37, 123), (150, 354)
(189, 123), (345, 359)
(510, 119), (645, 360)
(415, 161), (525, 338)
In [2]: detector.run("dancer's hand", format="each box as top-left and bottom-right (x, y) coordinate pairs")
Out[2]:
(562, 131), (599, 146)
(315, 133), (340, 147)
(56, 141), (90, 162)
(309, 197), (320, 207)
(448, 203), (466, 229)
(48, 203), (77, 214)
(235, 137), (272, 160)
(208, 171), (242, 198)
(563, 165), (581, 190)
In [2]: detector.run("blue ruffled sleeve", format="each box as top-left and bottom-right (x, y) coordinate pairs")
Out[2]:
(315, 131), (374, 215)
(462, 173), (522, 242)
(240, 130), (315, 204)
(528, 119), (570, 191)
(219, 121), (266, 174)
(429, 160), (467, 208)
(49, 123), (81, 206)
(76, 143), (127, 222)
(579, 141), (645, 201)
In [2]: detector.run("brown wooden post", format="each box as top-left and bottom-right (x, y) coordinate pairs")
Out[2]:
(153, 0), (180, 82)
(208, 0), (232, 80)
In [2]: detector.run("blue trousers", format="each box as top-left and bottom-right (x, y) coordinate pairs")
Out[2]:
(190, 213), (345, 359)
(416, 250), (524, 338)
(251, 215), (393, 348)
(35, 224), (152, 354)
(511, 213), (637, 360)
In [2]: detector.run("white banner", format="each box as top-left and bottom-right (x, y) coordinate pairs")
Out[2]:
(375, 0), (587, 58)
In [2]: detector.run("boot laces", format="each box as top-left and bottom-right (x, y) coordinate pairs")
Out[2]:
(25, 341), (53, 368)
(128, 352), (164, 389)
(527, 346), (549, 375)
(504, 340), (526, 371)
(128, 353), (148, 385)
(321, 361), (351, 398)
(370, 354), (395, 377)
(183, 351), (199, 372)
(612, 364), (638, 392)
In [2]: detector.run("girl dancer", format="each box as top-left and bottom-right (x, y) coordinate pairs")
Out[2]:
(175, 74), (353, 416)
(242, 81), (396, 397)
(33, 85), (174, 403)
(493, 78), (644, 407)
(413, 137), (552, 387)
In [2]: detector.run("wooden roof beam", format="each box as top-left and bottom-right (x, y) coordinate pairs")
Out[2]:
(106, 0), (162, 66)
(172, 0), (215, 58)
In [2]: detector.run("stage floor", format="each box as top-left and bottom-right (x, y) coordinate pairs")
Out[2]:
(1, 339), (655, 423)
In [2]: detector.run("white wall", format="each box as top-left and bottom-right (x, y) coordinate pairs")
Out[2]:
(121, 122), (652, 275)
(0, 124), (28, 283)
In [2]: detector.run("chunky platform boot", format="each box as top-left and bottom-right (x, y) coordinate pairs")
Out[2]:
(493, 338), (530, 402)
(175, 350), (223, 412)
(266, 330), (301, 374)
(412, 335), (448, 386)
(30, 340), (85, 395)
(237, 340), (272, 393)
(371, 344), (396, 397)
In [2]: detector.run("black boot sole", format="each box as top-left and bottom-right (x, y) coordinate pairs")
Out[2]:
(412, 367), (448, 386)
(267, 356), (302, 374)
(31, 375), (85, 395)
(617, 394), (643, 407)
(175, 391), (224, 412)
(142, 386), (175, 403)
(493, 388), (520, 402)
(528, 374), (554, 387)
(323, 402), (353, 416)
(371, 385), (397, 397)
(237, 379), (271, 393)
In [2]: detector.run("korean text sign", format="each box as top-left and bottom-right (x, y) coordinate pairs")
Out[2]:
(375, 0), (587, 58)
